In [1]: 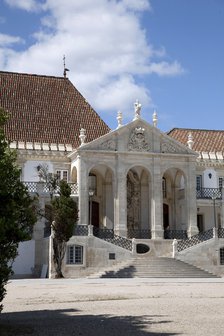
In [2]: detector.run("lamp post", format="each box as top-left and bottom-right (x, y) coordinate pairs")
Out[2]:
(212, 193), (217, 229)
(89, 189), (94, 226)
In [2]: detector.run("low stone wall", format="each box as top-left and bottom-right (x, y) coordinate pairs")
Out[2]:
(132, 239), (173, 258)
(62, 236), (133, 278)
(177, 238), (224, 277)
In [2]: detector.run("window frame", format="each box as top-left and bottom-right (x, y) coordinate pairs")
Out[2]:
(67, 245), (84, 265)
(56, 169), (68, 182)
(220, 247), (224, 265)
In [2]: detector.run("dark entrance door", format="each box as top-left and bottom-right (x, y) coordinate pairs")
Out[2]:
(163, 204), (170, 239)
(197, 214), (204, 232)
(163, 203), (169, 229)
(91, 201), (99, 228)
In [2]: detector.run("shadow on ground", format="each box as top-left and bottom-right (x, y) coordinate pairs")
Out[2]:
(0, 308), (180, 336)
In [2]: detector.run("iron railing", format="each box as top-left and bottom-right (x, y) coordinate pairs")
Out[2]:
(23, 181), (78, 195)
(127, 229), (151, 239)
(164, 230), (187, 240)
(93, 227), (132, 251)
(196, 188), (222, 199)
(177, 228), (214, 252)
(218, 228), (224, 238)
(73, 225), (88, 236)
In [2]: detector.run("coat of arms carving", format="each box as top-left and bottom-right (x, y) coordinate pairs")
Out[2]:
(128, 127), (150, 152)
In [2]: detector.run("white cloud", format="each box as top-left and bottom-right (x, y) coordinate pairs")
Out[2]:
(121, 0), (151, 11)
(148, 61), (185, 76)
(4, 0), (42, 12)
(0, 33), (24, 46)
(1, 0), (185, 122)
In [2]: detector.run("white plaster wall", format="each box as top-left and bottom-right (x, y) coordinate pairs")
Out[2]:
(12, 240), (35, 275)
(23, 160), (53, 181)
(203, 168), (217, 188)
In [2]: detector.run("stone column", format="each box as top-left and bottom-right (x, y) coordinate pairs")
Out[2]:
(114, 166), (127, 237)
(151, 159), (163, 239)
(186, 162), (198, 237)
(77, 155), (89, 226)
(221, 185), (224, 228)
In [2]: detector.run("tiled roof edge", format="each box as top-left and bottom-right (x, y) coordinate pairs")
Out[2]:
(9, 141), (73, 152)
(0, 70), (65, 80)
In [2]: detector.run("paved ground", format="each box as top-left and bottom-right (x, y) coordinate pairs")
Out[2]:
(1, 278), (224, 336)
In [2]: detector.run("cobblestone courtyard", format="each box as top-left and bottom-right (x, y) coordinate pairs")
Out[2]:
(1, 278), (224, 335)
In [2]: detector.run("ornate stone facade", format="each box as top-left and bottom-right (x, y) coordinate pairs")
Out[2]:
(128, 127), (151, 152)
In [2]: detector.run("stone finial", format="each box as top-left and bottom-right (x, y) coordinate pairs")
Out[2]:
(133, 99), (141, 120)
(153, 110), (158, 127)
(79, 128), (86, 146)
(117, 111), (123, 128)
(187, 132), (194, 149)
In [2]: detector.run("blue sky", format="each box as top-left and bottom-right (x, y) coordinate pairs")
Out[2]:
(0, 0), (224, 132)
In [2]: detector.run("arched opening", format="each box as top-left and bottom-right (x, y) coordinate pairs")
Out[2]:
(88, 165), (114, 229)
(127, 166), (151, 238)
(162, 168), (187, 239)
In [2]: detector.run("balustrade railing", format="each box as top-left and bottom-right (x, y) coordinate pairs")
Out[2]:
(127, 229), (151, 239)
(177, 228), (214, 252)
(73, 225), (88, 236)
(196, 188), (222, 199)
(164, 230), (187, 240)
(93, 227), (132, 251)
(23, 181), (78, 195)
(218, 228), (224, 238)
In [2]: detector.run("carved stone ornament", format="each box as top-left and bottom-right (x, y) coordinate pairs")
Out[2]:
(161, 140), (186, 154)
(100, 139), (116, 151)
(128, 127), (150, 152)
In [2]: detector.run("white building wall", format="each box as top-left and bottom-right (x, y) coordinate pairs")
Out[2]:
(203, 168), (217, 188)
(12, 240), (35, 276)
(23, 160), (53, 181)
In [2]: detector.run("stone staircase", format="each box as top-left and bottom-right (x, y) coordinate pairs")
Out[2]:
(99, 257), (219, 278)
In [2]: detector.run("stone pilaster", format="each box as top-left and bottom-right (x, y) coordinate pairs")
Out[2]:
(114, 166), (127, 237)
(221, 185), (224, 228)
(186, 162), (198, 237)
(151, 158), (163, 239)
(77, 155), (89, 226)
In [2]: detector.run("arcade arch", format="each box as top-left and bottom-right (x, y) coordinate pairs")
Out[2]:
(126, 166), (151, 238)
(162, 168), (187, 238)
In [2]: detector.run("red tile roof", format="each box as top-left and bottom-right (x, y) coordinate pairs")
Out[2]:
(0, 71), (110, 148)
(168, 128), (224, 152)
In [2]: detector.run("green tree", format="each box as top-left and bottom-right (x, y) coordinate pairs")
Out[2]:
(46, 180), (78, 278)
(0, 108), (37, 312)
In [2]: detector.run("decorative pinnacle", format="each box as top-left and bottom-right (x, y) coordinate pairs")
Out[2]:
(153, 110), (158, 127)
(117, 111), (123, 128)
(79, 128), (86, 146)
(187, 132), (194, 149)
(133, 99), (141, 120)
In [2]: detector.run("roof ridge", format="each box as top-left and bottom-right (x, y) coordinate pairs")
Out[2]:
(168, 127), (224, 133)
(0, 70), (65, 80)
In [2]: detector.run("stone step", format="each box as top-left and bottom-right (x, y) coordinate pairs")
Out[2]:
(100, 257), (219, 278)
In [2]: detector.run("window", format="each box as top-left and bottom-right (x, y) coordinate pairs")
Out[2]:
(220, 248), (224, 265)
(67, 245), (83, 264)
(196, 175), (202, 190)
(56, 170), (68, 182)
(219, 177), (224, 191)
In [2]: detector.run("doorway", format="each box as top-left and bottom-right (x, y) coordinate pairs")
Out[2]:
(197, 214), (204, 232)
(91, 201), (99, 228)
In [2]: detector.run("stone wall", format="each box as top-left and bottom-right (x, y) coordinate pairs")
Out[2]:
(177, 238), (224, 277)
